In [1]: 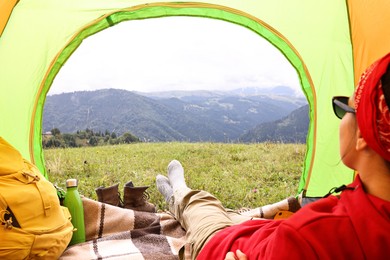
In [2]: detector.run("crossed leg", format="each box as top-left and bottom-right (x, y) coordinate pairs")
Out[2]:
(156, 160), (252, 259)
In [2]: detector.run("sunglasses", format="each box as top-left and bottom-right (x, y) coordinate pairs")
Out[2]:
(332, 96), (356, 119)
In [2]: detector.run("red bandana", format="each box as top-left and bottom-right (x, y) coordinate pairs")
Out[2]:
(355, 53), (390, 161)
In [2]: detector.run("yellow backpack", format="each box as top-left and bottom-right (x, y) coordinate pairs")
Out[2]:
(0, 137), (73, 259)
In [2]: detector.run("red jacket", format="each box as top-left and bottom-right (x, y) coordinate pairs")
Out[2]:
(197, 176), (390, 259)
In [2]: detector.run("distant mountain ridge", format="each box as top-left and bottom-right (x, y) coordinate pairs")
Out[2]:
(136, 85), (301, 99)
(239, 104), (309, 143)
(43, 87), (307, 142)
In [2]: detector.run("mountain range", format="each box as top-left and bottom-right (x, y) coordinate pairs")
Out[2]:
(43, 87), (308, 143)
(239, 104), (309, 143)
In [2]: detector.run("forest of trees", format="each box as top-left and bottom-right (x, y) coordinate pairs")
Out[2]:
(42, 128), (140, 148)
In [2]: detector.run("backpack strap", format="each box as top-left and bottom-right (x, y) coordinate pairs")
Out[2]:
(24, 160), (54, 217)
(13, 167), (53, 217)
(35, 178), (53, 217)
(24, 170), (54, 218)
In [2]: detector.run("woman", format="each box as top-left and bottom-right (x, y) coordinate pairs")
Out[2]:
(156, 53), (390, 259)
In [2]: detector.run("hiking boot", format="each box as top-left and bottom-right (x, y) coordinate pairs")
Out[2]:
(123, 181), (156, 212)
(95, 183), (123, 207)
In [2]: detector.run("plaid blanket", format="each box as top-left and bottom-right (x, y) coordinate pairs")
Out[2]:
(60, 198), (186, 260)
(60, 196), (300, 259)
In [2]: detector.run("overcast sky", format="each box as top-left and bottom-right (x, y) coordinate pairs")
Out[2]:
(50, 16), (301, 95)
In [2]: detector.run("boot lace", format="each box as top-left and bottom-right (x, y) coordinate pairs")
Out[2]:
(142, 191), (151, 200)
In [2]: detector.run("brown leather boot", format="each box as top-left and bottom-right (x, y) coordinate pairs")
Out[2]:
(95, 183), (123, 207)
(123, 181), (156, 212)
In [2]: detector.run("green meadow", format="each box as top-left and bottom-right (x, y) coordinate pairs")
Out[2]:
(45, 142), (306, 211)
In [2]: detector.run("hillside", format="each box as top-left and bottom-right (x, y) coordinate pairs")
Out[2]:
(239, 104), (309, 143)
(43, 88), (307, 142)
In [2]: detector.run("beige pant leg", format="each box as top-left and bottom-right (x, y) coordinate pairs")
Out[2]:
(169, 189), (234, 260)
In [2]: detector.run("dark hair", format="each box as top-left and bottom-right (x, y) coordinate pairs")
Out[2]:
(382, 63), (390, 108)
(380, 64), (390, 164)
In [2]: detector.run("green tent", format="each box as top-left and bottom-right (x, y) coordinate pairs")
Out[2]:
(1, 0), (389, 199)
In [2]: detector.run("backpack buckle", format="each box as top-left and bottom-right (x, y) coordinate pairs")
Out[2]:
(0, 209), (16, 229)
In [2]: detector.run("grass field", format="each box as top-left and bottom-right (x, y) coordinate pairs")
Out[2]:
(44, 142), (306, 210)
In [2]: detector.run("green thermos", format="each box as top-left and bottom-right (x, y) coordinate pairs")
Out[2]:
(63, 178), (86, 245)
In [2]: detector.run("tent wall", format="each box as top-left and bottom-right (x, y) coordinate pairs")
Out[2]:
(2, 0), (381, 197)
(0, 0), (18, 37)
(346, 0), (390, 85)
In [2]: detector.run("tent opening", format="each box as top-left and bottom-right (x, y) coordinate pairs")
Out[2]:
(35, 6), (315, 197)
(42, 15), (309, 199)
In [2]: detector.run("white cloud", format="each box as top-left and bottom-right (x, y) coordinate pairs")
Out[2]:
(50, 16), (300, 95)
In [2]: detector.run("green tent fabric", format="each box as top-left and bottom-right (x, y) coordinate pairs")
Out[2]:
(1, 0), (389, 198)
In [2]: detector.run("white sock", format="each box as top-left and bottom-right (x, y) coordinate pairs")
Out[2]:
(156, 174), (173, 203)
(167, 160), (187, 190)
